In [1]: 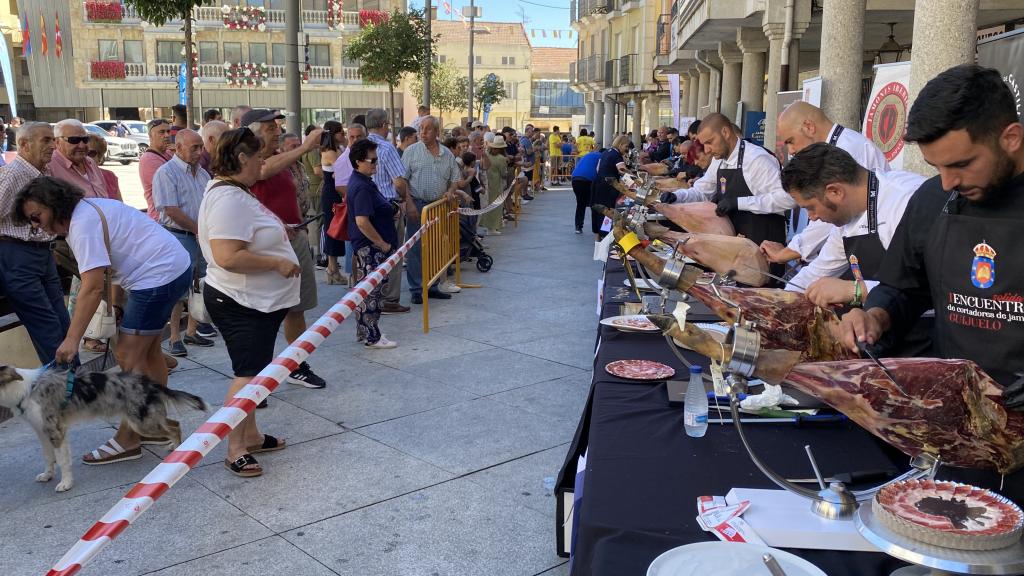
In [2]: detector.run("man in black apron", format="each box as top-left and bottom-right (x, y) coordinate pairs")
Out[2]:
(663, 113), (789, 282)
(779, 143), (931, 355)
(840, 64), (1024, 502)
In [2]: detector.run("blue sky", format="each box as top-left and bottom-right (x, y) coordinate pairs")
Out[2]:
(407, 0), (578, 49)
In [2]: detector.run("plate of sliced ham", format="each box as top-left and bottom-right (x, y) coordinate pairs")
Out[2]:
(605, 359), (675, 380)
(600, 315), (660, 333)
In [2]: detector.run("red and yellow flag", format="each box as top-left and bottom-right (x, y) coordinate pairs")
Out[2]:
(39, 14), (47, 56)
(55, 12), (62, 58)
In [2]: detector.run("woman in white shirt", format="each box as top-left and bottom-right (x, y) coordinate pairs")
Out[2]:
(15, 176), (192, 465)
(199, 127), (301, 478)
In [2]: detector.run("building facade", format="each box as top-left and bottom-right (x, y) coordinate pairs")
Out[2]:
(528, 47), (585, 132)
(570, 0), (673, 147)
(17, 0), (403, 125)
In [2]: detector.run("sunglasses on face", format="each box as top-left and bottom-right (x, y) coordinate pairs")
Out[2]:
(360, 157), (378, 165)
(62, 136), (90, 145)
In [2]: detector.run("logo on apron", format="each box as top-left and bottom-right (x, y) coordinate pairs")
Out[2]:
(971, 241), (996, 289)
(719, 177), (727, 197)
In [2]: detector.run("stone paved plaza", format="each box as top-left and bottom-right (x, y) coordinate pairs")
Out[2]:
(0, 189), (599, 576)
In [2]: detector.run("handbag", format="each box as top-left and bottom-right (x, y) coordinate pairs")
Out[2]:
(326, 199), (350, 241)
(187, 266), (211, 324)
(82, 200), (118, 341)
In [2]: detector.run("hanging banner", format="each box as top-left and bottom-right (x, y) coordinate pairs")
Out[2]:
(743, 111), (766, 145)
(668, 73), (680, 131)
(977, 28), (1024, 121)
(801, 76), (821, 107)
(862, 61), (911, 170)
(0, 34), (17, 117)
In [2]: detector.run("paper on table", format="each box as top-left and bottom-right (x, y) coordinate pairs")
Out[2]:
(596, 278), (604, 316)
(594, 233), (614, 261)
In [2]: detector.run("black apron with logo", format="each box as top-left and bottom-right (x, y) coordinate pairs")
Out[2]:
(925, 191), (1024, 501)
(840, 172), (932, 356)
(714, 141), (787, 281)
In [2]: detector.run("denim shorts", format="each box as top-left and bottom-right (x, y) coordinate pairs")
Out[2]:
(120, 267), (192, 336)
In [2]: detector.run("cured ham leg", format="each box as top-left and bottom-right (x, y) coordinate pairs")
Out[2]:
(598, 205), (704, 292)
(785, 359), (1024, 474)
(674, 233), (767, 286)
(653, 202), (736, 236)
(686, 284), (854, 362)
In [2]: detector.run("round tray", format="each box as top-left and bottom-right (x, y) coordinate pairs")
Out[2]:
(856, 503), (1024, 575)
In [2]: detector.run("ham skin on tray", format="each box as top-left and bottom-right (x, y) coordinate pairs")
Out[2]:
(784, 358), (1024, 474)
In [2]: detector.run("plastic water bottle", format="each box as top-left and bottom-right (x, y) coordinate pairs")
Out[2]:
(684, 365), (709, 437)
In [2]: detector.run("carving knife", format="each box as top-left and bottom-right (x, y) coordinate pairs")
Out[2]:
(856, 341), (907, 394)
(734, 263), (808, 291)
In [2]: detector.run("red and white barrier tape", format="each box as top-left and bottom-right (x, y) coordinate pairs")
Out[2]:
(47, 217), (439, 576)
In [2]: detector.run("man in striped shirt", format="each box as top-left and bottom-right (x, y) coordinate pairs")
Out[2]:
(0, 122), (70, 362)
(365, 108), (410, 314)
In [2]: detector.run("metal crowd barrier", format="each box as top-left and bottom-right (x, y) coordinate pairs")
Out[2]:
(419, 198), (465, 333)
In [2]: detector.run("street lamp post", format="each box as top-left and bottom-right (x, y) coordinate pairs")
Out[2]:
(464, 3), (482, 124)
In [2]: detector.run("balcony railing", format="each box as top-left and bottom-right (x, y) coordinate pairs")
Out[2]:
(83, 2), (360, 30)
(656, 14), (671, 56)
(604, 59), (616, 86)
(569, 61), (577, 85)
(578, 53), (606, 85)
(531, 105), (586, 117)
(618, 54), (636, 86)
(342, 66), (362, 81)
(88, 61), (147, 80)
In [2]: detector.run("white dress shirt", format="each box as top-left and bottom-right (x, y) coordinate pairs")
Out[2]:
(786, 125), (892, 261)
(670, 140), (791, 214)
(786, 170), (927, 292)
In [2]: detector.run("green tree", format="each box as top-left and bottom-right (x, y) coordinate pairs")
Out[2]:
(345, 8), (435, 133)
(410, 61), (468, 128)
(124, 1), (204, 126)
(474, 73), (507, 120)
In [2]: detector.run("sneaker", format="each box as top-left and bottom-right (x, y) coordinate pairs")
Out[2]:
(382, 302), (411, 314)
(196, 323), (218, 338)
(287, 361), (327, 389)
(167, 340), (187, 357)
(257, 398), (269, 409)
(365, 336), (398, 349)
(411, 293), (423, 305)
(183, 333), (215, 347)
(522, 193), (535, 201)
(575, 228), (583, 234)
(438, 280), (461, 293)
(488, 229), (502, 236)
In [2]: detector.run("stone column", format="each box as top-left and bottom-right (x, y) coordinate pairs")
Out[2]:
(762, 0), (810, 154)
(603, 96), (617, 146)
(819, 0), (865, 129)
(646, 95), (660, 134)
(584, 99), (595, 127)
(787, 39), (800, 89)
(737, 27), (768, 114)
(686, 69), (700, 117)
(593, 98), (605, 145)
(719, 42), (744, 123)
(706, 51), (723, 114)
(697, 67), (710, 117)
(903, 0), (980, 174)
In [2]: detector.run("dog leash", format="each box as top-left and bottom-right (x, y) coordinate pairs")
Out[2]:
(39, 360), (78, 410)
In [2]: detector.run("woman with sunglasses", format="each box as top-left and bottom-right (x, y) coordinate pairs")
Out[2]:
(198, 127), (301, 477)
(87, 134), (123, 202)
(13, 176), (192, 465)
(346, 138), (398, 349)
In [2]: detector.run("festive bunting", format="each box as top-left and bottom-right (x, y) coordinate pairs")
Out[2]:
(528, 28), (575, 40)
(21, 16), (29, 56)
(55, 12), (62, 58)
(442, 0), (452, 15)
(39, 14), (47, 56)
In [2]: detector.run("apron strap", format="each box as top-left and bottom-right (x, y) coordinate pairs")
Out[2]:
(866, 171), (880, 234)
(828, 125), (844, 146)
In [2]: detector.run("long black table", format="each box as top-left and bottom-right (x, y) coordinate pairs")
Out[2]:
(556, 257), (909, 575)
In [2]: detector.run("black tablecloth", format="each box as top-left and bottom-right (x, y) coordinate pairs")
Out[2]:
(558, 259), (909, 575)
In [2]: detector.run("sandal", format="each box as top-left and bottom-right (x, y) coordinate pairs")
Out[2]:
(82, 439), (142, 466)
(82, 338), (108, 353)
(225, 453), (262, 477)
(247, 434), (286, 454)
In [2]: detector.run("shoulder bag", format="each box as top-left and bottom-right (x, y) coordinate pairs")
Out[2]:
(82, 200), (118, 341)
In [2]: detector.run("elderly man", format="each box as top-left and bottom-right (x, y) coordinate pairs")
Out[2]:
(139, 118), (174, 220)
(0, 122), (70, 362)
(244, 108), (328, 390)
(365, 108), (411, 314)
(399, 115), (462, 304)
(48, 119), (110, 199)
(410, 105), (430, 131)
(151, 129), (213, 357)
(198, 119), (227, 173)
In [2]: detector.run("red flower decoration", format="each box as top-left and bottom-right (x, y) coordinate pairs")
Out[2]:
(85, 2), (123, 23)
(359, 10), (388, 28)
(91, 60), (126, 80)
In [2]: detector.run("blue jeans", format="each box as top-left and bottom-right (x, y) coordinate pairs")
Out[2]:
(405, 198), (429, 295)
(0, 240), (70, 363)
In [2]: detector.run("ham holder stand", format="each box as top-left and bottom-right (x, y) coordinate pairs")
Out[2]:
(611, 163), (1024, 575)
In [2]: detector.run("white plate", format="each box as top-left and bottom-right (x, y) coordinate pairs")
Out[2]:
(647, 541), (827, 576)
(600, 314), (660, 332)
(623, 278), (662, 291)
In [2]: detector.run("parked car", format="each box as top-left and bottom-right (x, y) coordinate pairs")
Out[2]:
(90, 120), (150, 153)
(82, 124), (139, 165)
